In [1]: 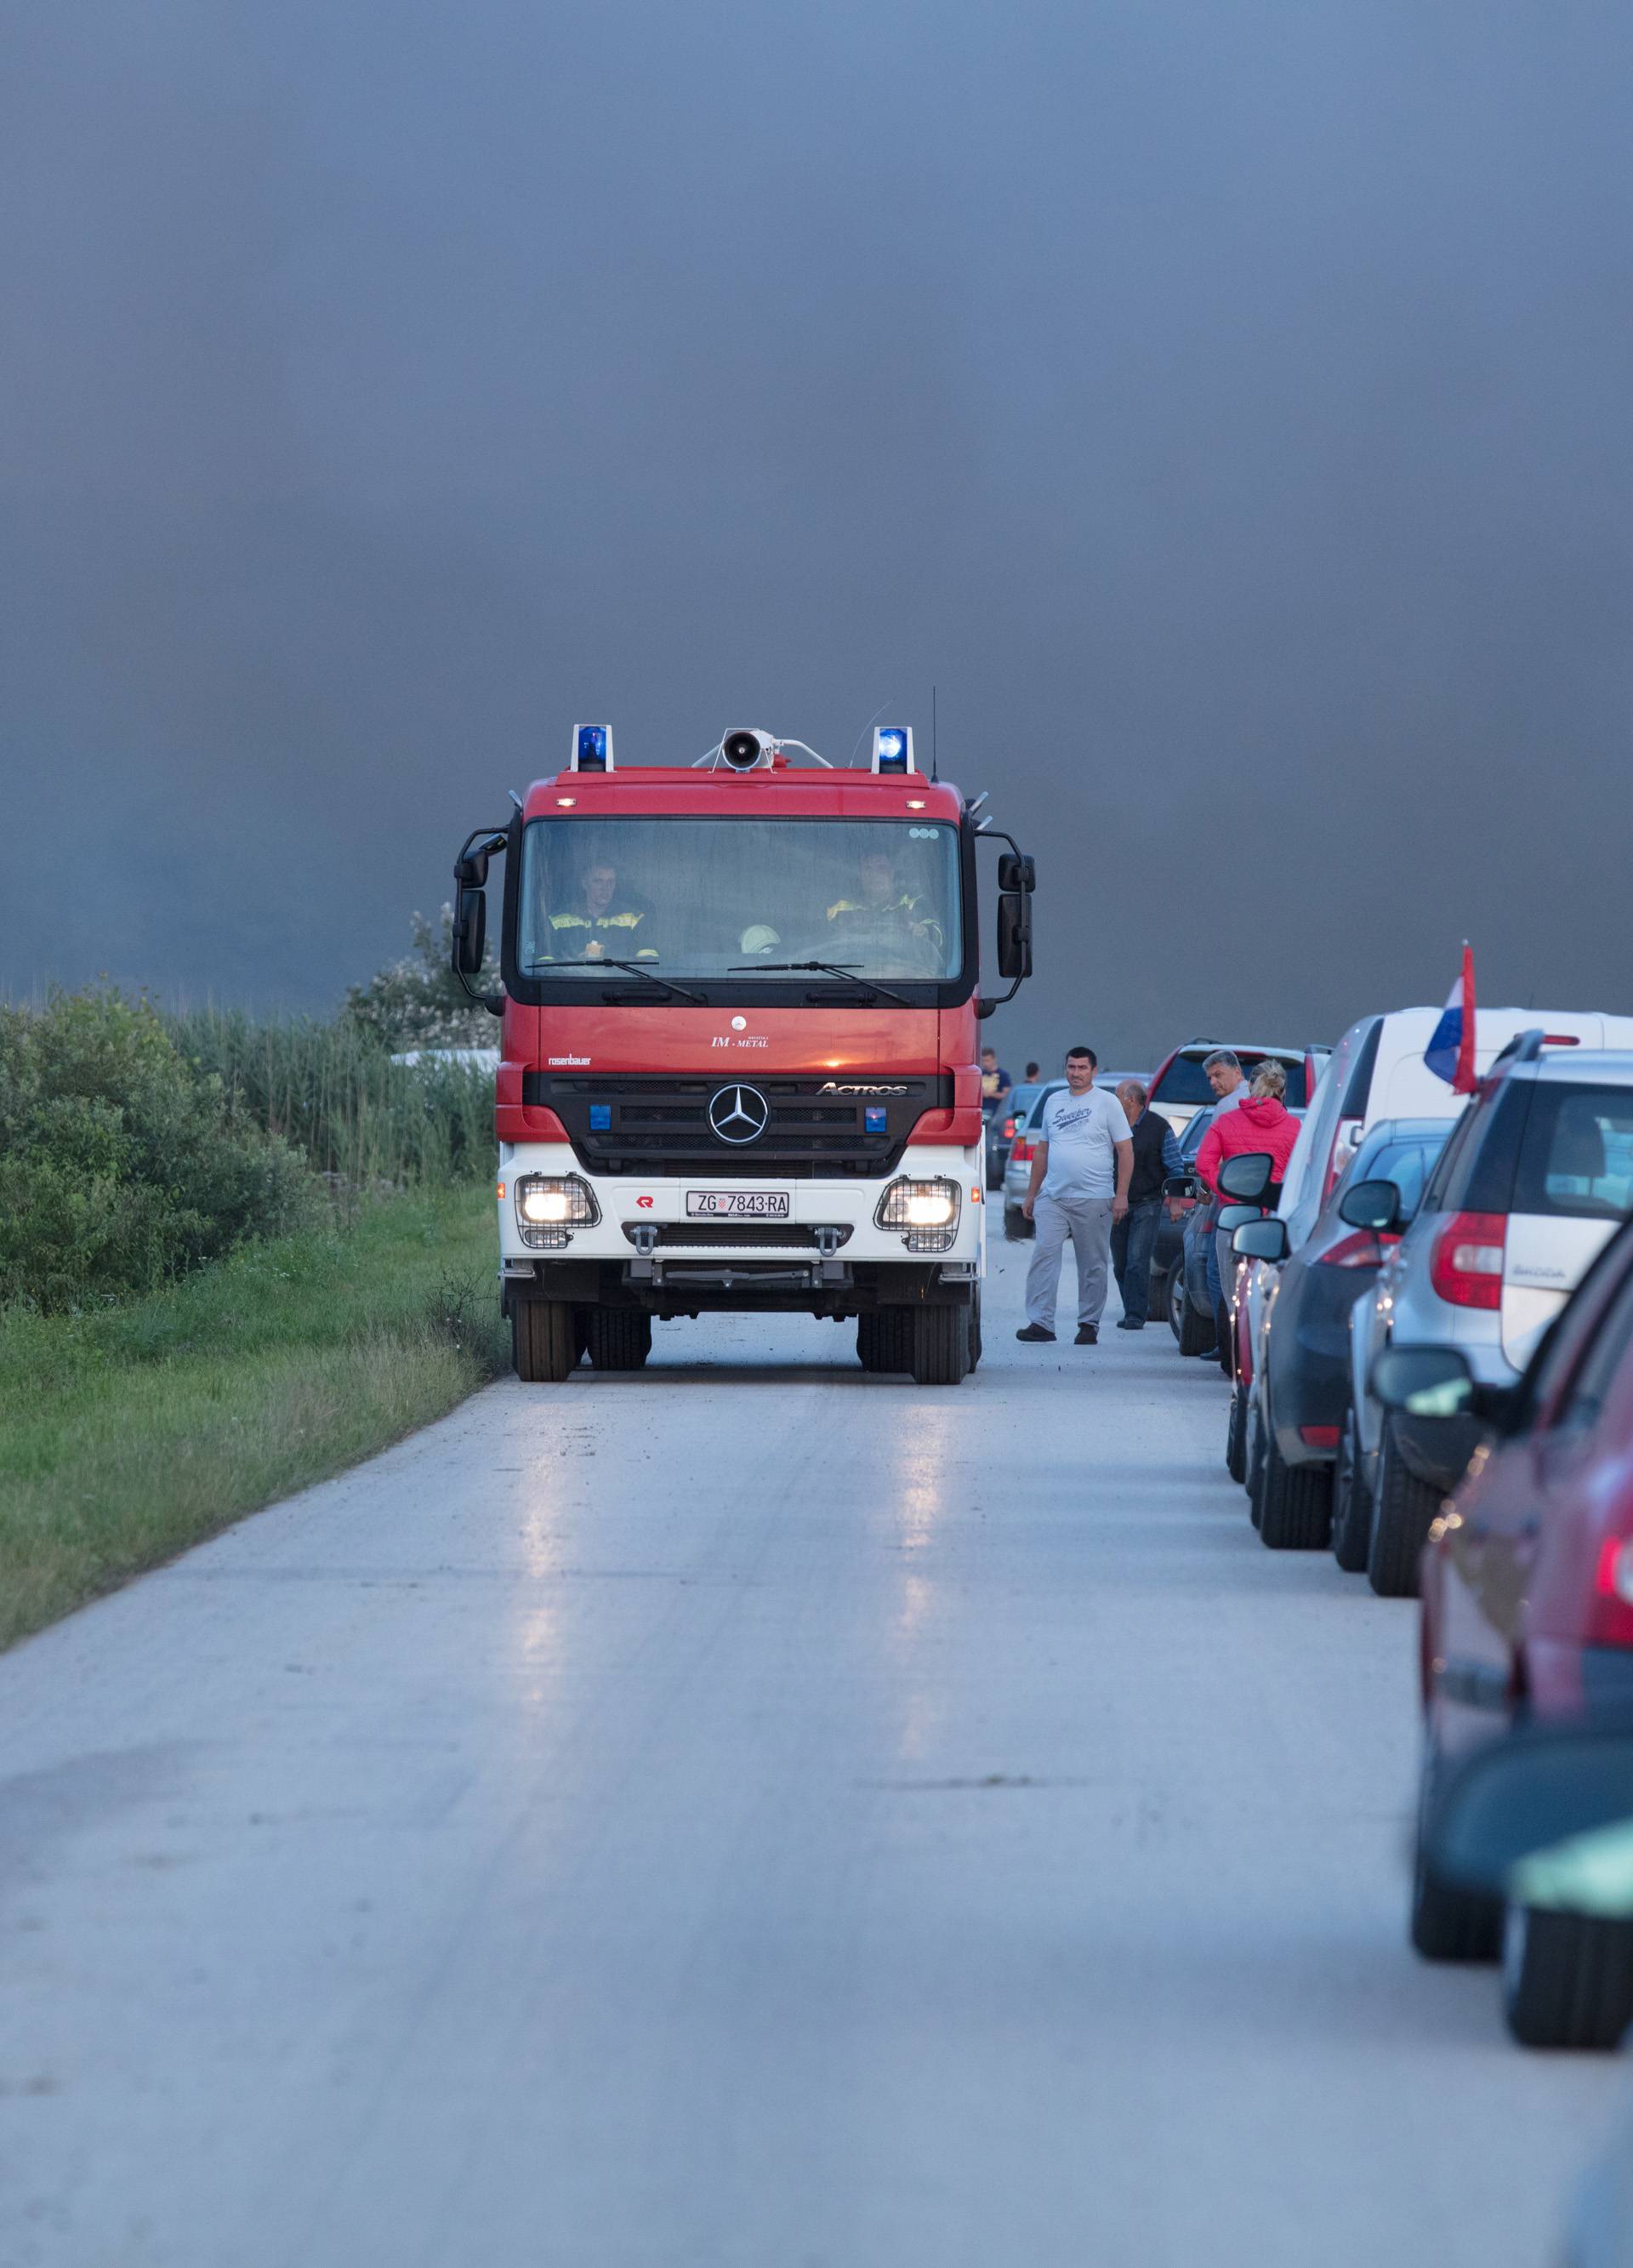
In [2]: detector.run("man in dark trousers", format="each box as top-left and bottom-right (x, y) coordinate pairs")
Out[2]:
(1111, 1079), (1183, 1330)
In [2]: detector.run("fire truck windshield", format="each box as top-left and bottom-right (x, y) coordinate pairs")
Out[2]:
(518, 818), (962, 983)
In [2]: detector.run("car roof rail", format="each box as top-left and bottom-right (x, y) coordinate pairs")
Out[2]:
(1490, 1027), (1548, 1069)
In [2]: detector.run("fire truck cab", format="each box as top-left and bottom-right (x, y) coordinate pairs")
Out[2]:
(452, 724), (1033, 1385)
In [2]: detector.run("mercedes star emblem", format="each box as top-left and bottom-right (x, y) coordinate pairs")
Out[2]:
(708, 1084), (771, 1143)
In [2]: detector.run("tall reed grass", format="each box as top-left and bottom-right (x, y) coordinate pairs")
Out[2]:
(171, 1006), (495, 1192)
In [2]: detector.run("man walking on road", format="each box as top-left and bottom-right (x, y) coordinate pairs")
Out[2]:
(1110, 1080), (1183, 1331)
(1017, 1046), (1133, 1346)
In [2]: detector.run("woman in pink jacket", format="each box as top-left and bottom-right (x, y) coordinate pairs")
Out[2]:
(1195, 1060), (1300, 1202)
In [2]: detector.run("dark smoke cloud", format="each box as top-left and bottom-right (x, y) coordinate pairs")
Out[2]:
(3, 0), (1630, 1068)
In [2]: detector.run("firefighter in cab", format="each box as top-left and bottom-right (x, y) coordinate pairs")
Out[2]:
(826, 847), (943, 963)
(546, 858), (659, 960)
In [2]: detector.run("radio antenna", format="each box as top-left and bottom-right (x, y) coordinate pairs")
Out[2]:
(847, 700), (893, 770)
(930, 686), (939, 782)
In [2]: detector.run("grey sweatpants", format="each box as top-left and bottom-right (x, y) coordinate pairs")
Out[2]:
(1025, 1193), (1113, 1330)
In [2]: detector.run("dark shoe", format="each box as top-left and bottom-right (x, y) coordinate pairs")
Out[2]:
(1015, 1323), (1056, 1342)
(1116, 1318), (1144, 1331)
(1074, 1325), (1099, 1346)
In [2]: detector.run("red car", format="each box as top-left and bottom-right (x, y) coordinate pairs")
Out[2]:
(1378, 1216), (1633, 2046)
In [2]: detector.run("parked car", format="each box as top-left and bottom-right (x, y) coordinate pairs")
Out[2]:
(1346, 1034), (1633, 1597)
(1228, 1119), (1452, 1547)
(1181, 1108), (1307, 1377)
(985, 1080), (1040, 1191)
(1285, 1003), (1633, 1217)
(1002, 1082), (1063, 1239)
(1152, 1104), (1219, 1341)
(1145, 1039), (1328, 1139)
(1374, 1215), (1633, 2043)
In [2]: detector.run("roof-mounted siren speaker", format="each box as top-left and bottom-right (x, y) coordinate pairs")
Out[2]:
(720, 727), (776, 771)
(872, 725), (914, 774)
(571, 722), (614, 772)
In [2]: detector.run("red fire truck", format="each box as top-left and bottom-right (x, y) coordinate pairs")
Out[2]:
(452, 723), (1034, 1385)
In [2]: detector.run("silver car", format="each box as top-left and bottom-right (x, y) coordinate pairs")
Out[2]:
(1001, 1081), (1063, 1239)
(1342, 1034), (1633, 1597)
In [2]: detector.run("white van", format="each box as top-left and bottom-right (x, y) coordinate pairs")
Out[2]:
(1278, 1007), (1633, 1252)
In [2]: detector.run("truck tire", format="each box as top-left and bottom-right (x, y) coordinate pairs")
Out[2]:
(1225, 1387), (1248, 1484)
(1178, 1283), (1215, 1358)
(583, 1306), (652, 1371)
(1331, 1403), (1373, 1573)
(909, 1301), (972, 1386)
(1258, 1432), (1334, 1550)
(1503, 1906), (1633, 2049)
(512, 1298), (578, 1383)
(968, 1286), (983, 1372)
(1368, 1422), (1442, 1598)
(1004, 1205), (1033, 1242)
(858, 1312), (913, 1373)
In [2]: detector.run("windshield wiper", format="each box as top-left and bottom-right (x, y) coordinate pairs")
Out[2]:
(580, 958), (703, 1005)
(727, 960), (909, 1006)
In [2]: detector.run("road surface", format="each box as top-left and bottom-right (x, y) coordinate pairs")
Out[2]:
(0, 1242), (1624, 2265)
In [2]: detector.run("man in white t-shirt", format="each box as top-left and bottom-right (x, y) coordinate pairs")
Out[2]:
(1017, 1046), (1134, 1345)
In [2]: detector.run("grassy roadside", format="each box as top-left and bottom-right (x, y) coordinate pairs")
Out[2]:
(0, 1188), (507, 1651)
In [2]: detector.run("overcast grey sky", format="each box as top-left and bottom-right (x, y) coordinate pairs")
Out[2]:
(3, 0), (1630, 1065)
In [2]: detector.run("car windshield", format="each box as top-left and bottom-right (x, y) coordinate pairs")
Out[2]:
(1346, 1125), (1452, 1221)
(518, 817), (962, 983)
(1152, 1051), (1310, 1108)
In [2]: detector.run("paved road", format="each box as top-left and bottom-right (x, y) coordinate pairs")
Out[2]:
(1, 1241), (1624, 2265)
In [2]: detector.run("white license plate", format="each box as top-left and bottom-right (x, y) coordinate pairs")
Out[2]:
(686, 1190), (791, 1218)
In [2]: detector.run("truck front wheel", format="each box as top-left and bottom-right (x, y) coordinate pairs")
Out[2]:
(583, 1307), (652, 1371)
(910, 1301), (972, 1387)
(512, 1298), (578, 1383)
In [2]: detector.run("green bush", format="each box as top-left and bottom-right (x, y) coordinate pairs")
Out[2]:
(342, 906), (500, 1052)
(0, 990), (321, 1311)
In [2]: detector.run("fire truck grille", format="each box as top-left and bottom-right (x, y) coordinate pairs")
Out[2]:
(618, 1222), (854, 1250)
(521, 1074), (955, 1178)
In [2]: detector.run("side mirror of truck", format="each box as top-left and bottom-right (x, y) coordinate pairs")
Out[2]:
(997, 852), (1036, 894)
(452, 886), (487, 976)
(996, 891), (1032, 982)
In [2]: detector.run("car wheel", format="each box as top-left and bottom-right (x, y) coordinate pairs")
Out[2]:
(1368, 1421), (1443, 1598)
(1258, 1430), (1333, 1550)
(1503, 1906), (1633, 2050)
(1167, 1259), (1186, 1342)
(1178, 1282), (1216, 1358)
(1331, 1400), (1373, 1573)
(1410, 1741), (1501, 1961)
(1225, 1387), (1249, 1483)
(1004, 1205), (1033, 1243)
(1246, 1401), (1266, 1529)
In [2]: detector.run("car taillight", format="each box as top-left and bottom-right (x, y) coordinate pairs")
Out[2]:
(1002, 1116), (1016, 1139)
(1429, 1211), (1507, 1309)
(1590, 1537), (1633, 1646)
(1317, 1230), (1402, 1270)
(1011, 1137), (1037, 1164)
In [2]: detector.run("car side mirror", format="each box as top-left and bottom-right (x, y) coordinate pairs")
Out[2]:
(1370, 1343), (1475, 1419)
(1232, 1217), (1289, 1262)
(452, 886), (487, 976)
(1217, 1150), (1274, 1202)
(1217, 1203), (1260, 1231)
(995, 892), (1031, 981)
(1162, 1174), (1194, 1199)
(1339, 1177), (1402, 1233)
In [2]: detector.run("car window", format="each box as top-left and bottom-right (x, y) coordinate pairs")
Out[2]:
(1512, 1085), (1633, 1222)
(1027, 1085), (1064, 1128)
(1180, 1107), (1216, 1163)
(1354, 1136), (1448, 1221)
(1151, 1052), (1309, 1108)
(1554, 1268), (1633, 1433)
(1420, 1083), (1528, 1216)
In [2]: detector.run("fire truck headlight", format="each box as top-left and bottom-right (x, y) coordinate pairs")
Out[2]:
(515, 1174), (599, 1247)
(875, 1177), (961, 1253)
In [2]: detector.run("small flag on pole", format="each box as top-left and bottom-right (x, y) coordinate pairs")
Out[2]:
(1425, 944), (1478, 1093)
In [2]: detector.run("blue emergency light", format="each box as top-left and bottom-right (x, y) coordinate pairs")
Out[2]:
(864, 1105), (888, 1133)
(871, 725), (914, 774)
(572, 722), (614, 772)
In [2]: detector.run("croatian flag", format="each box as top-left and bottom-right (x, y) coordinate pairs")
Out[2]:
(1425, 945), (1478, 1093)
